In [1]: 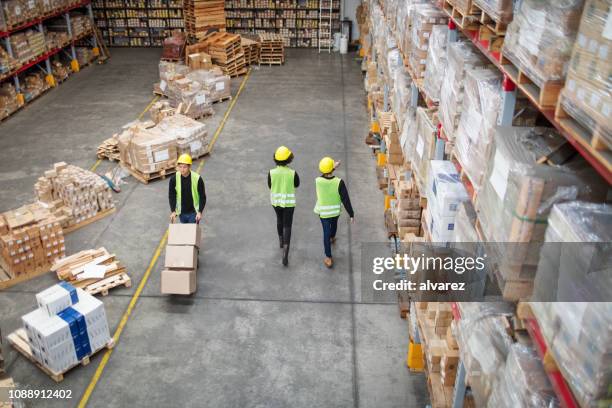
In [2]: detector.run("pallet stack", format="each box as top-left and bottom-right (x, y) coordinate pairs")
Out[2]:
(97, 137), (120, 161)
(53, 248), (131, 297)
(202, 32), (246, 77)
(241, 37), (260, 66)
(183, 0), (226, 41)
(258, 33), (285, 65)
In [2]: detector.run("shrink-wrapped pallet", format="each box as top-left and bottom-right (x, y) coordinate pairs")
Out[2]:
(422, 25), (449, 104)
(487, 343), (558, 408)
(454, 68), (502, 192)
(411, 107), (438, 192)
(558, 0), (611, 150)
(502, 0), (584, 87)
(408, 4), (447, 79)
(439, 41), (488, 141)
(473, 0), (514, 23)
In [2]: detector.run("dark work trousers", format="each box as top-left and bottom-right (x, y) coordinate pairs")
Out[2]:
(320, 216), (339, 258)
(179, 212), (197, 224)
(273, 206), (294, 246)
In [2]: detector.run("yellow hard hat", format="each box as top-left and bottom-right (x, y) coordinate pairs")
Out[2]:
(274, 146), (292, 161)
(319, 157), (335, 174)
(177, 153), (193, 165)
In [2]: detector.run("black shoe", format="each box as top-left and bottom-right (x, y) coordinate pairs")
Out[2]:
(282, 244), (289, 266)
(279, 235), (284, 248)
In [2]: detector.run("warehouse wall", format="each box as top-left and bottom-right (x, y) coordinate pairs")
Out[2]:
(344, 0), (361, 41)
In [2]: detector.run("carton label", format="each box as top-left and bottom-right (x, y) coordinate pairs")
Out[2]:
(159, 80), (167, 91)
(490, 150), (510, 199)
(416, 137), (424, 158)
(154, 149), (169, 162)
(195, 94), (206, 105)
(215, 82), (225, 91)
(15, 5), (21, 15)
(465, 109), (482, 142)
(190, 141), (202, 152)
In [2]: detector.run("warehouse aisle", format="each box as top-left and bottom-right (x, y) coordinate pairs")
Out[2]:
(0, 49), (427, 407)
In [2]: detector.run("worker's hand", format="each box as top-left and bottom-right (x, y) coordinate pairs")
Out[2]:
(196, 212), (202, 223)
(350, 217), (355, 224)
(170, 212), (177, 223)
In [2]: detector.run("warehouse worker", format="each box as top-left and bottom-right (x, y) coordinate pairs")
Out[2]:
(268, 146), (300, 266)
(169, 154), (206, 224)
(314, 157), (354, 268)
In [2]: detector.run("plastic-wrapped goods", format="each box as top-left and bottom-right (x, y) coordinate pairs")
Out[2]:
(502, 0), (585, 87)
(391, 68), (412, 122)
(425, 161), (469, 243)
(454, 68), (502, 193)
(530, 302), (612, 407)
(533, 201), (611, 302)
(477, 127), (607, 293)
(439, 41), (489, 141)
(156, 114), (209, 159)
(127, 127), (178, 175)
(422, 25), (449, 104)
(473, 0), (514, 23)
(409, 4), (448, 79)
(400, 107), (418, 162)
(411, 107), (438, 192)
(487, 343), (558, 408)
(162, 31), (186, 60)
(2, 0), (41, 28)
(186, 68), (231, 103)
(452, 201), (479, 243)
(0, 82), (19, 120)
(157, 61), (190, 94)
(559, 0), (611, 150)
(456, 302), (514, 406)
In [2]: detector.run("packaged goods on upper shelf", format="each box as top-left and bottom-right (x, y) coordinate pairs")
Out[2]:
(502, 0), (585, 86)
(530, 302), (612, 408)
(408, 4), (448, 79)
(473, 0), (514, 24)
(476, 127), (608, 298)
(391, 68), (412, 123)
(487, 343), (558, 408)
(533, 201), (611, 302)
(410, 107), (439, 193)
(422, 25), (449, 104)
(558, 0), (611, 150)
(439, 41), (489, 142)
(455, 303), (515, 407)
(2, 0), (41, 28)
(454, 68), (502, 193)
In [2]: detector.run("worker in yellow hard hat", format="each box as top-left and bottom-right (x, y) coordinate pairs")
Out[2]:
(169, 153), (206, 224)
(314, 157), (354, 268)
(268, 146), (300, 266)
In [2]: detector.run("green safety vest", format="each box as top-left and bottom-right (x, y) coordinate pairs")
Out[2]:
(175, 171), (201, 215)
(314, 176), (342, 218)
(270, 166), (296, 208)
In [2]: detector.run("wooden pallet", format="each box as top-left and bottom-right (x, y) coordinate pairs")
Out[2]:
(63, 207), (116, 234)
(8, 329), (114, 383)
(443, 0), (479, 30)
(501, 51), (563, 109)
(472, 2), (507, 35)
(80, 272), (132, 296)
(554, 95), (612, 173)
(121, 163), (176, 185)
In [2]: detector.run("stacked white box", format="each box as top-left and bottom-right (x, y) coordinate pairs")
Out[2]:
(426, 161), (469, 243)
(20, 284), (111, 373)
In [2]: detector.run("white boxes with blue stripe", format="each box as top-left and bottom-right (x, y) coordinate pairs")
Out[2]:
(21, 283), (111, 374)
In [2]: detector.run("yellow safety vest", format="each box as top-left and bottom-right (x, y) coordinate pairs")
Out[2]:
(270, 166), (296, 208)
(175, 171), (201, 215)
(314, 176), (341, 218)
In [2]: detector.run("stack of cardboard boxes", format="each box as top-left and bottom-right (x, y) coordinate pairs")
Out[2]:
(0, 206), (65, 278)
(162, 223), (201, 295)
(408, 5), (447, 80)
(392, 177), (422, 240)
(20, 283), (111, 373)
(35, 162), (115, 226)
(187, 52), (213, 70)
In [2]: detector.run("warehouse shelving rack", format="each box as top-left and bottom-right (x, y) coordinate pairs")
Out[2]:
(224, 0), (340, 48)
(92, 0), (184, 47)
(0, 0), (98, 120)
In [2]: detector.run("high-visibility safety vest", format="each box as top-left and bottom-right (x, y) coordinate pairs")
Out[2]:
(270, 166), (296, 208)
(314, 176), (342, 218)
(175, 171), (201, 215)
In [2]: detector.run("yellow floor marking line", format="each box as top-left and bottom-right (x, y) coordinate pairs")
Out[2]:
(78, 69), (251, 408)
(137, 94), (160, 120)
(90, 159), (102, 172)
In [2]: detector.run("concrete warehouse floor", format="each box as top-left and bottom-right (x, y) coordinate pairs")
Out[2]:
(0, 48), (428, 407)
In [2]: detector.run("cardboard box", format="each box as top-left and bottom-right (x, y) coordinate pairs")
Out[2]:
(168, 223), (201, 248)
(161, 269), (196, 295)
(164, 245), (197, 270)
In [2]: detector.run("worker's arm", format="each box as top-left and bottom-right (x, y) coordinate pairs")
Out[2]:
(169, 176), (177, 211)
(294, 171), (300, 188)
(198, 177), (206, 213)
(338, 179), (354, 218)
(267, 171), (271, 189)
